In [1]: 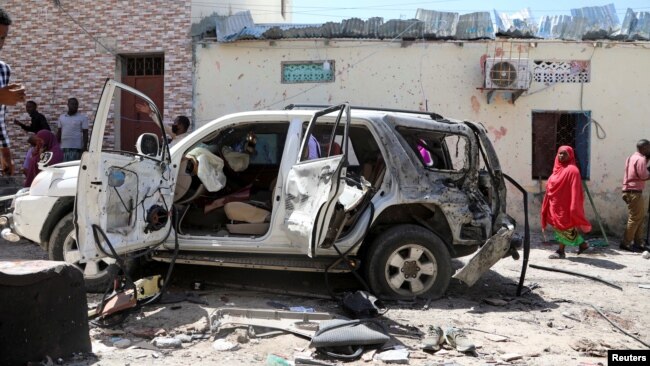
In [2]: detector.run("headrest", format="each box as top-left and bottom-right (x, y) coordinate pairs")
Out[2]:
(222, 146), (250, 172)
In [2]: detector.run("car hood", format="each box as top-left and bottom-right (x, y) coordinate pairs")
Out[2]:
(29, 162), (80, 197)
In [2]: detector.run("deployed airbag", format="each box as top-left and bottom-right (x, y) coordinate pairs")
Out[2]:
(185, 147), (226, 192)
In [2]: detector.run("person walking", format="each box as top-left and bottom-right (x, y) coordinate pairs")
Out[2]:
(56, 97), (88, 161)
(0, 7), (26, 175)
(14, 100), (50, 133)
(541, 145), (592, 259)
(620, 139), (650, 252)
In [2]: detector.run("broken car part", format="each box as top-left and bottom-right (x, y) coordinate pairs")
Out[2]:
(210, 307), (334, 338)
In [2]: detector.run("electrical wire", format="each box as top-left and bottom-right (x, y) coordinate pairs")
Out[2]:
(53, 0), (118, 58)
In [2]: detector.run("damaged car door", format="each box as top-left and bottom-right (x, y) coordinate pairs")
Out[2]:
(75, 80), (174, 262)
(284, 104), (351, 257)
(453, 122), (516, 286)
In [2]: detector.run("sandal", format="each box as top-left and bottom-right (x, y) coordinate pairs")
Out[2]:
(549, 251), (566, 259)
(577, 243), (590, 255)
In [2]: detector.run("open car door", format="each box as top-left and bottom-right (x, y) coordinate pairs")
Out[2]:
(75, 79), (174, 263)
(284, 104), (350, 257)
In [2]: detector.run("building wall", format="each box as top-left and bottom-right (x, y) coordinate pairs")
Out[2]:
(191, 0), (292, 24)
(193, 39), (650, 234)
(1, 0), (193, 167)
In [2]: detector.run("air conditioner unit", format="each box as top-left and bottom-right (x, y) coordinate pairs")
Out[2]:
(484, 58), (530, 90)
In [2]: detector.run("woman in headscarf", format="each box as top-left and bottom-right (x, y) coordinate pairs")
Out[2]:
(541, 146), (592, 259)
(24, 130), (63, 187)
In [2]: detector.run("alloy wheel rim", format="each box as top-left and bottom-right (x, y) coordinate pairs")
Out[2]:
(62, 231), (116, 280)
(384, 244), (438, 296)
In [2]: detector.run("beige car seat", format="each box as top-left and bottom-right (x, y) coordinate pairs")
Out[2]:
(223, 177), (277, 235)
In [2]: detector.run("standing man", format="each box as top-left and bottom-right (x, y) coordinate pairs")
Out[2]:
(167, 115), (190, 148)
(621, 139), (650, 252)
(14, 100), (50, 133)
(0, 7), (26, 175)
(56, 97), (88, 162)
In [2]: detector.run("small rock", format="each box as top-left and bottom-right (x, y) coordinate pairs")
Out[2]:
(408, 350), (429, 359)
(113, 338), (132, 349)
(374, 348), (409, 364)
(232, 328), (249, 344)
(212, 339), (239, 351)
(485, 334), (508, 342)
(153, 337), (182, 349)
(546, 321), (553, 328)
(501, 353), (522, 361)
(642, 251), (650, 259)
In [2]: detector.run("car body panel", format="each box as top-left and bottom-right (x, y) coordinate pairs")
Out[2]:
(75, 80), (175, 261)
(12, 195), (61, 243)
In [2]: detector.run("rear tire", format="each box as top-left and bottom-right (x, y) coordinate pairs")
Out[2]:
(364, 225), (451, 300)
(48, 213), (119, 293)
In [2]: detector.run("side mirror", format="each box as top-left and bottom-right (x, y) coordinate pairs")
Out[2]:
(136, 133), (160, 157)
(38, 151), (53, 170)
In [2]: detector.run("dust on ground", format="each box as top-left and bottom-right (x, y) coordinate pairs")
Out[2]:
(1, 233), (649, 366)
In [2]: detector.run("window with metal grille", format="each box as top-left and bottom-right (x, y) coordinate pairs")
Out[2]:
(531, 111), (591, 180)
(124, 56), (164, 76)
(532, 60), (590, 83)
(282, 61), (335, 84)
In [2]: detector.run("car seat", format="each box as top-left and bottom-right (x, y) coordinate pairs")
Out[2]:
(222, 177), (277, 235)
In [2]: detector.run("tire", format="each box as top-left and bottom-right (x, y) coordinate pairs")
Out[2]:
(48, 213), (119, 293)
(364, 225), (452, 300)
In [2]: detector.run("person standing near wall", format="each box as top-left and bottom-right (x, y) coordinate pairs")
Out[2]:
(620, 139), (650, 252)
(14, 100), (49, 133)
(56, 97), (88, 162)
(541, 145), (592, 259)
(0, 7), (26, 175)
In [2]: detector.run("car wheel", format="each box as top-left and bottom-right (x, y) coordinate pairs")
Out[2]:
(365, 225), (451, 300)
(48, 213), (118, 293)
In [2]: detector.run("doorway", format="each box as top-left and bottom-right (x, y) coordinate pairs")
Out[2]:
(120, 55), (164, 152)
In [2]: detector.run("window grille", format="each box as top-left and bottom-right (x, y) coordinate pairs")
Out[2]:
(282, 61), (335, 84)
(124, 56), (164, 76)
(532, 60), (590, 83)
(531, 111), (591, 180)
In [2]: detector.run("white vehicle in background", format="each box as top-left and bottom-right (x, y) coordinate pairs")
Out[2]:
(1, 80), (519, 299)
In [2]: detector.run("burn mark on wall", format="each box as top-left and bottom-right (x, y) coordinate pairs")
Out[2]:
(488, 126), (508, 141)
(471, 95), (481, 113)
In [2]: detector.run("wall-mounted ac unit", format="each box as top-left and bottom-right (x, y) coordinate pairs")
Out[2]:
(484, 58), (530, 90)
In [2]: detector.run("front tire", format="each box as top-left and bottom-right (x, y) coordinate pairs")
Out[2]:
(48, 213), (118, 293)
(365, 225), (452, 300)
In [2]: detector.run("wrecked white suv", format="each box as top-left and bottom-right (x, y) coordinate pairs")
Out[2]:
(1, 80), (517, 299)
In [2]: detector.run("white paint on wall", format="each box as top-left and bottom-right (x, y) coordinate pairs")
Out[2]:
(193, 39), (650, 234)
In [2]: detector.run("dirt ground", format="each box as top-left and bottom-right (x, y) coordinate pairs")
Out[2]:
(1, 232), (649, 366)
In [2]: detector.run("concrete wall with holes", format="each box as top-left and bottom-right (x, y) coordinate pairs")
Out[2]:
(194, 39), (650, 235)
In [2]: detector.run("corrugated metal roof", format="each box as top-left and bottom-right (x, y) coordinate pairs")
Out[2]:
(455, 12), (494, 39)
(208, 5), (646, 43)
(415, 9), (458, 39)
(494, 8), (537, 38)
(621, 8), (650, 40)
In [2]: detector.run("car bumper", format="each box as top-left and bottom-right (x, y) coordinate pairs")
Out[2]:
(11, 195), (61, 244)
